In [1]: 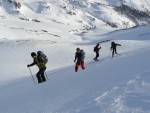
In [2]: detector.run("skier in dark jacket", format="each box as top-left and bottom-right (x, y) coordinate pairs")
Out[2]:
(27, 52), (46, 83)
(94, 43), (101, 61)
(74, 48), (85, 72)
(111, 41), (121, 57)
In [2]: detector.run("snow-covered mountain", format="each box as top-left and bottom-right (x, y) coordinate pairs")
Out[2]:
(0, 0), (150, 113)
(0, 0), (150, 41)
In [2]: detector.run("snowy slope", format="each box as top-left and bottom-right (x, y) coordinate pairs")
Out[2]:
(0, 0), (150, 113)
(0, 40), (150, 113)
(0, 25), (150, 113)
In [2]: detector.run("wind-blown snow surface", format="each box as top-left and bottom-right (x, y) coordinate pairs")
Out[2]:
(0, 0), (150, 113)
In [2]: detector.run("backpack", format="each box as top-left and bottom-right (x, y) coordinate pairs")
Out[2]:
(37, 51), (48, 64)
(111, 41), (115, 48)
(94, 46), (96, 52)
(80, 50), (85, 60)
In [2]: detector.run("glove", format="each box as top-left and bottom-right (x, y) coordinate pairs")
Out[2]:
(27, 65), (30, 67)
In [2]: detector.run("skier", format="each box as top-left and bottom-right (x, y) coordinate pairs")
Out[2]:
(74, 48), (85, 72)
(27, 52), (47, 83)
(110, 41), (121, 57)
(93, 43), (101, 61)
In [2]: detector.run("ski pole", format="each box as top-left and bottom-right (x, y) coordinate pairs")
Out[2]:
(45, 72), (49, 80)
(28, 67), (36, 84)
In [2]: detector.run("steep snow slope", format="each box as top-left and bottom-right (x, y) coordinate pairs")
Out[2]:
(0, 23), (150, 112)
(0, 39), (150, 113)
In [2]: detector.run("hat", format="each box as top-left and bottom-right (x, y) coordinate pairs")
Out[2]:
(76, 48), (80, 51)
(31, 52), (36, 57)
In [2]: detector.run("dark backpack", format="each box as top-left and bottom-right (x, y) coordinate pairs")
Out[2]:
(94, 46), (97, 52)
(111, 42), (115, 48)
(80, 50), (85, 60)
(37, 51), (48, 64)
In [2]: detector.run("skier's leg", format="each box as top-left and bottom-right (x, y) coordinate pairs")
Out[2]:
(36, 70), (43, 83)
(81, 61), (85, 70)
(112, 49), (115, 57)
(94, 53), (96, 60)
(115, 48), (117, 54)
(41, 67), (46, 82)
(96, 52), (99, 60)
(75, 62), (80, 72)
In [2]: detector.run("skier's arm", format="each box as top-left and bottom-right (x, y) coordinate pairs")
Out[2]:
(116, 44), (121, 46)
(27, 60), (36, 67)
(28, 62), (36, 67)
(74, 53), (77, 62)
